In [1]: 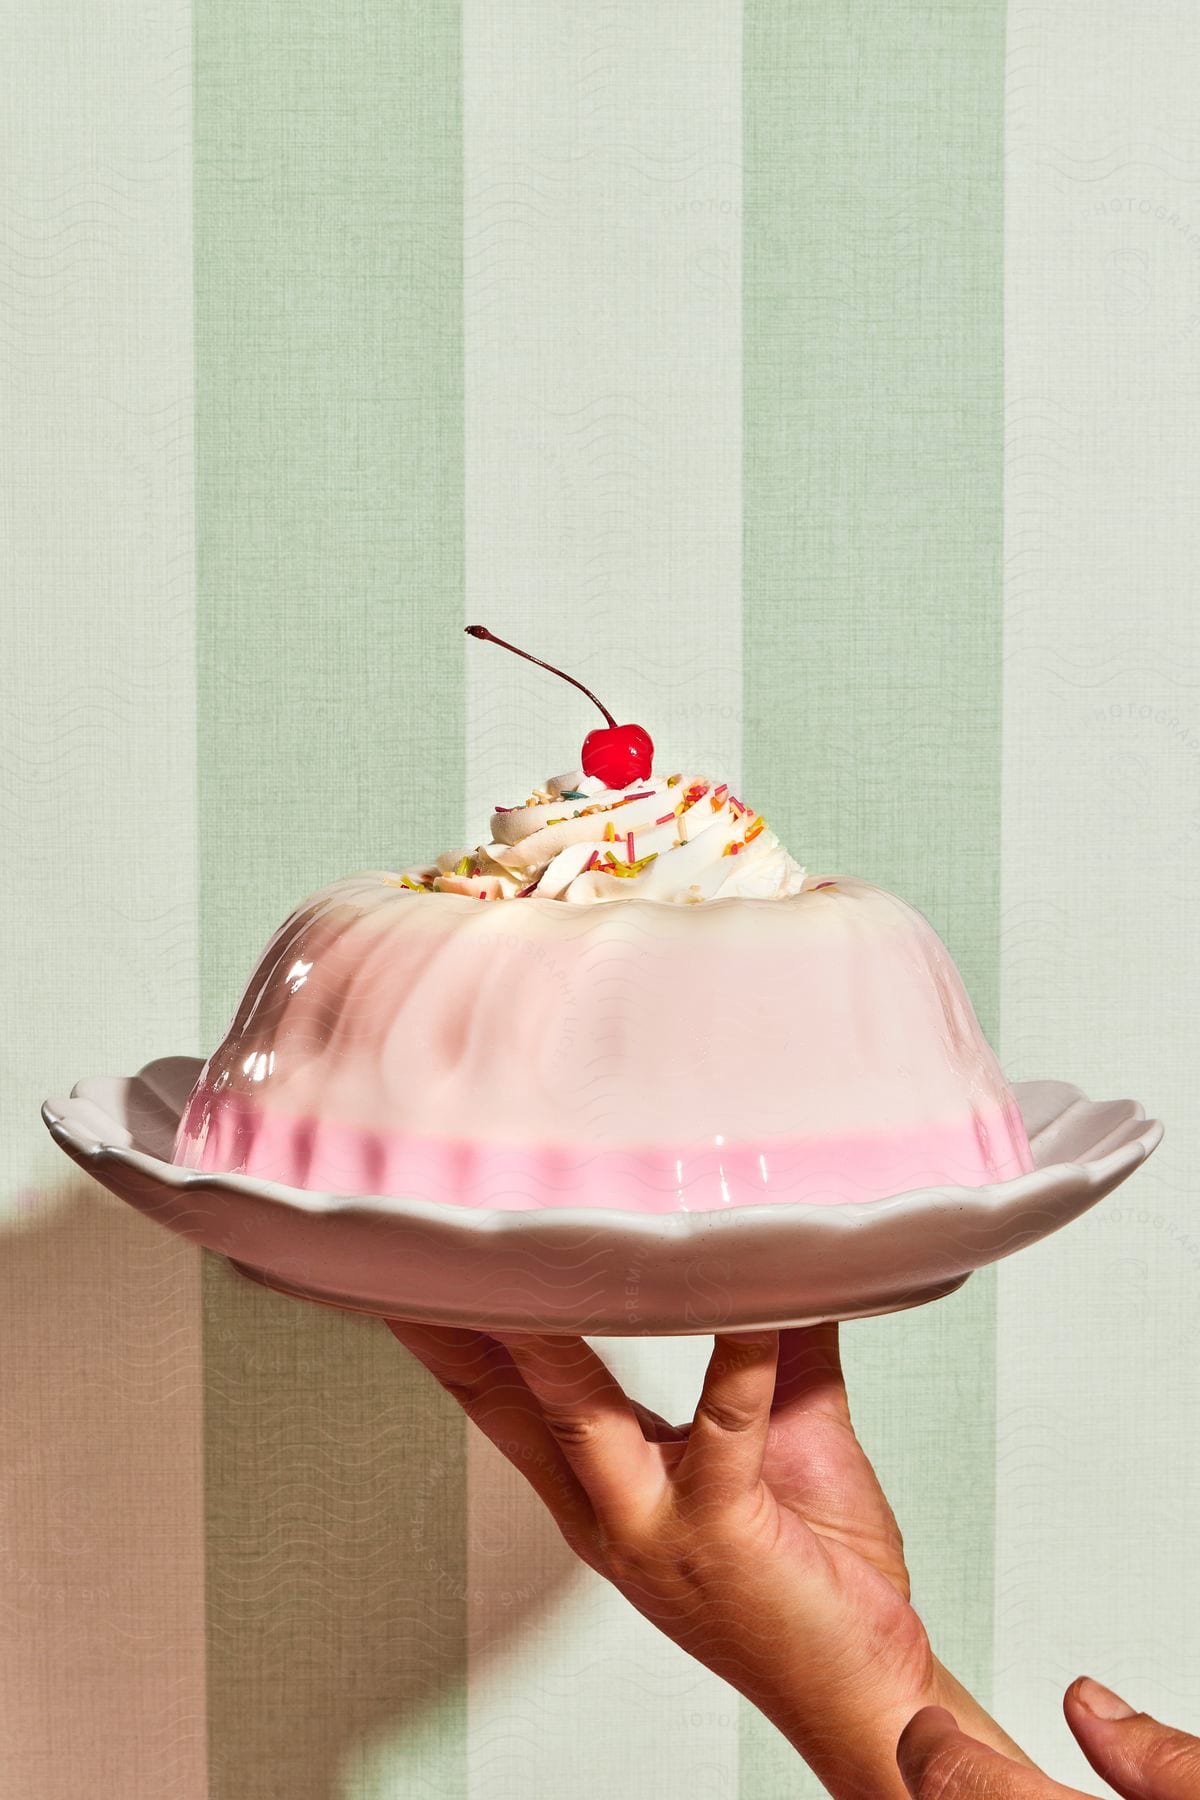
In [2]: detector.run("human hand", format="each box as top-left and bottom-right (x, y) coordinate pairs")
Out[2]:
(898, 1679), (1200, 1799)
(386, 1320), (1030, 1799)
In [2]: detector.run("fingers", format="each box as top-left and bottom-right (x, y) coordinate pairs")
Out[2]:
(772, 1323), (849, 1421)
(498, 1333), (668, 1533)
(675, 1331), (779, 1508)
(629, 1399), (688, 1445)
(1065, 1678), (1200, 1800)
(897, 1706), (1095, 1800)
(385, 1320), (595, 1545)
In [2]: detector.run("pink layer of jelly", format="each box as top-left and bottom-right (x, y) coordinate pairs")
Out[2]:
(173, 1091), (1034, 1213)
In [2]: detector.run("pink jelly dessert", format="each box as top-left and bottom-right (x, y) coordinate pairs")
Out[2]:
(172, 764), (1033, 1212)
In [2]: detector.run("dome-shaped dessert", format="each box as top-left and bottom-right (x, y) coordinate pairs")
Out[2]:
(172, 764), (1032, 1212)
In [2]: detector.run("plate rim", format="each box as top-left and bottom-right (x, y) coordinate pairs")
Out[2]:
(41, 1057), (1163, 1244)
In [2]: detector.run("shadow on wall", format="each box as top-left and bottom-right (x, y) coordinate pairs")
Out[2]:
(0, 1178), (579, 1800)
(0, 1177), (208, 1800)
(204, 1248), (580, 1800)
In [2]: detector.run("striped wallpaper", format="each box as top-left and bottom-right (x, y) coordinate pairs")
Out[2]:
(3, 2), (1198, 1797)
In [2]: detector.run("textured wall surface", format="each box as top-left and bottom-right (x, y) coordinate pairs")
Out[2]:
(2, 2), (1198, 1796)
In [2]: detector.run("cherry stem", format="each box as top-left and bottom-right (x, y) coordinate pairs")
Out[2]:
(464, 625), (617, 728)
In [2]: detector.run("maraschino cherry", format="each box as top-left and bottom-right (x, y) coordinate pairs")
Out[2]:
(465, 625), (654, 788)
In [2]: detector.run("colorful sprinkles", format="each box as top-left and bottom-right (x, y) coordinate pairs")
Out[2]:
(396, 771), (784, 901)
(603, 851), (658, 879)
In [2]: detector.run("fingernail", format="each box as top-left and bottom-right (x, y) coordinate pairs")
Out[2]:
(1075, 1677), (1135, 1721)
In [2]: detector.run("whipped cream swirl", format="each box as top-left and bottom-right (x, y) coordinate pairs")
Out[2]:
(396, 770), (807, 905)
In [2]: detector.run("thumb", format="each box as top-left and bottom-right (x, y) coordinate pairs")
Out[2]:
(1066, 1678), (1200, 1800)
(898, 1706), (1095, 1800)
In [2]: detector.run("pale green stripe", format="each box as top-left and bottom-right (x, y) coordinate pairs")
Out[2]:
(194, 3), (467, 1795)
(996, 4), (1200, 1780)
(742, 2), (1006, 1791)
(0, 1), (206, 1790)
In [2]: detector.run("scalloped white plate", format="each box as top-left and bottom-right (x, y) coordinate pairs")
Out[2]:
(41, 1058), (1162, 1336)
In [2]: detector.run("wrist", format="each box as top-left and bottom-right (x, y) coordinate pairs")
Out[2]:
(928, 1658), (1040, 1770)
(746, 1649), (1041, 1800)
(748, 1642), (944, 1800)
(772, 1686), (938, 1800)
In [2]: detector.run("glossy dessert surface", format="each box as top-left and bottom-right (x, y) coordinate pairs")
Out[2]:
(173, 869), (1033, 1211)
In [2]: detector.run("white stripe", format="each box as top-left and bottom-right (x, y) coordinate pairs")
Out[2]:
(998, 0), (1200, 1777)
(463, 3), (743, 1795)
(0, 3), (205, 1795)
